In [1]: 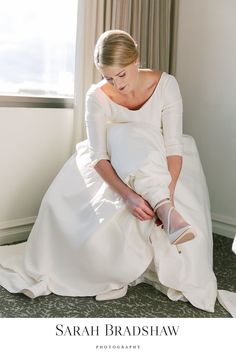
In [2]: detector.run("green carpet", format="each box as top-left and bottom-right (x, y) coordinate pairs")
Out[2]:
(0, 234), (235, 318)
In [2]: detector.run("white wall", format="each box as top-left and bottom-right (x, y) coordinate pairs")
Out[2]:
(176, 0), (236, 237)
(0, 108), (74, 244)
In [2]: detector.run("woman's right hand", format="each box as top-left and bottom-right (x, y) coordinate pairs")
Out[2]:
(124, 191), (155, 221)
(94, 160), (155, 221)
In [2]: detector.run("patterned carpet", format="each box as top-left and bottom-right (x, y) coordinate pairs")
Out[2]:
(0, 234), (235, 318)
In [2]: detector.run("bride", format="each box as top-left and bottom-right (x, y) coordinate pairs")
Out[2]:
(0, 30), (234, 315)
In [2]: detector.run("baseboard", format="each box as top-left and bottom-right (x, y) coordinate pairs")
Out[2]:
(212, 213), (236, 239)
(0, 217), (36, 245)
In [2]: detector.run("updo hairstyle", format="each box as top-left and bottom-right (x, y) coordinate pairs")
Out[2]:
(94, 30), (138, 69)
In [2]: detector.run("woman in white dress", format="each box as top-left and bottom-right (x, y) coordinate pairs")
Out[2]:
(0, 30), (218, 312)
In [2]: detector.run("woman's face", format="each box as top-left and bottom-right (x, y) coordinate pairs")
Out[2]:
(100, 61), (139, 94)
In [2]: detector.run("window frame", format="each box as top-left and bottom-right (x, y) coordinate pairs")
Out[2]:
(0, 95), (73, 109)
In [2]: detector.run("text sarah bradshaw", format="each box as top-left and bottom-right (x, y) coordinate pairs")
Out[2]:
(56, 324), (179, 337)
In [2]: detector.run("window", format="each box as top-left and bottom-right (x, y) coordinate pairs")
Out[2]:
(0, 0), (78, 107)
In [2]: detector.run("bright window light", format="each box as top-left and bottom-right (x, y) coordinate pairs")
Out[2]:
(0, 0), (77, 97)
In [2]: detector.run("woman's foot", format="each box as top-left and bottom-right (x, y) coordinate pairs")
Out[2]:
(155, 200), (196, 245)
(95, 285), (128, 301)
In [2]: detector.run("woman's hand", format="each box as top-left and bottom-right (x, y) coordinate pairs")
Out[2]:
(94, 160), (155, 221)
(124, 191), (155, 221)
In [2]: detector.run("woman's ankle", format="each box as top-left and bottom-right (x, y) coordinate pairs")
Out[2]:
(155, 202), (190, 235)
(153, 198), (171, 213)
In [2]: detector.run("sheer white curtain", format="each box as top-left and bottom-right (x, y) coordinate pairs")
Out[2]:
(73, 0), (106, 145)
(73, 0), (179, 146)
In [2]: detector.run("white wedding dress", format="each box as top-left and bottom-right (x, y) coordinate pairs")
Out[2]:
(0, 72), (235, 316)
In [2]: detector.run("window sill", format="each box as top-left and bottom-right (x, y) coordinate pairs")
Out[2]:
(0, 95), (73, 109)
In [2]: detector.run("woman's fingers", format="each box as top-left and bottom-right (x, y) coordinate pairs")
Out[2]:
(143, 204), (155, 217)
(143, 200), (155, 216)
(135, 200), (155, 220)
(133, 211), (144, 221)
(134, 208), (154, 221)
(125, 192), (155, 220)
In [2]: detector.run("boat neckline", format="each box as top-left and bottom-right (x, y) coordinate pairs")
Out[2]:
(97, 71), (166, 112)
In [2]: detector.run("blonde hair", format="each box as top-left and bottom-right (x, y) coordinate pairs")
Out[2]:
(94, 30), (138, 69)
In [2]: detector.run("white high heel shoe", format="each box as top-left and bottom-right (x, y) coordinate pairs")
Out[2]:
(154, 200), (196, 245)
(95, 285), (128, 301)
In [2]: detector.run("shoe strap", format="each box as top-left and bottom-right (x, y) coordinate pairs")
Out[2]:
(167, 206), (174, 235)
(154, 198), (171, 213)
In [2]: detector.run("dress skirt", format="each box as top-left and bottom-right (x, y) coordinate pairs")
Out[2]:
(0, 125), (217, 313)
